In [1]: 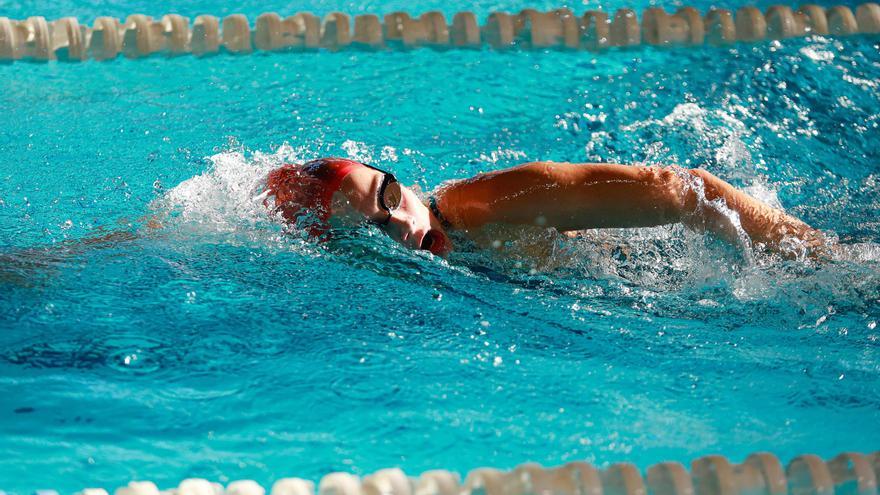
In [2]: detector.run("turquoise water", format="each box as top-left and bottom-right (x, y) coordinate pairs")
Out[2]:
(2, 1), (880, 493)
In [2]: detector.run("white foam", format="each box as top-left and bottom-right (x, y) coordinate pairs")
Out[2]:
(148, 144), (317, 251)
(154, 148), (283, 231)
(832, 242), (880, 263)
(622, 102), (761, 180)
(800, 45), (835, 63)
(151, 141), (410, 243)
(340, 140), (374, 164)
(148, 143), (873, 299)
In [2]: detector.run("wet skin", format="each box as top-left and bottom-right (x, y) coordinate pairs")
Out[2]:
(332, 166), (451, 254)
(327, 162), (826, 258)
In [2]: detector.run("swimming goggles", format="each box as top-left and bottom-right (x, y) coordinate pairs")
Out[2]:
(359, 163), (402, 226)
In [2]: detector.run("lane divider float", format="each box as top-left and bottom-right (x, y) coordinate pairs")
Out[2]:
(1, 4), (880, 62)
(15, 450), (880, 495)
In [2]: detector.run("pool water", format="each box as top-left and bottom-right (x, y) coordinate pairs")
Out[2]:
(1, 0), (879, 492)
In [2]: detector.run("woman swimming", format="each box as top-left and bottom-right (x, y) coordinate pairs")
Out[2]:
(263, 157), (826, 258)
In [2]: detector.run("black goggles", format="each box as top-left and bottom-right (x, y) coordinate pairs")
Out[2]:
(359, 163), (402, 226)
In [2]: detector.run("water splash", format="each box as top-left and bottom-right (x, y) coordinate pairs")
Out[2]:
(146, 140), (880, 316)
(152, 147), (283, 230)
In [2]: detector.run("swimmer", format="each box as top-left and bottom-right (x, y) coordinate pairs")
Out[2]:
(264, 157), (828, 258)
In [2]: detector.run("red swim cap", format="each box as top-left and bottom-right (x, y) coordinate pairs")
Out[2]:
(264, 157), (363, 236)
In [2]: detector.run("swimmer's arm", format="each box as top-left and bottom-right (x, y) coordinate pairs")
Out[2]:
(60, 216), (162, 252)
(0, 225), (148, 287)
(436, 162), (824, 252)
(2, 216), (160, 265)
(682, 168), (825, 251)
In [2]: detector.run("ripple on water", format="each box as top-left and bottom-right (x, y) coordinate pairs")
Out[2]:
(101, 335), (165, 376)
(2, 334), (166, 376)
(1, 34), (879, 494)
(156, 370), (245, 401)
(324, 342), (404, 402)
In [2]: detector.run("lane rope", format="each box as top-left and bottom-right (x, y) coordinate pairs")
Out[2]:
(1, 5), (879, 61)
(15, 450), (880, 495)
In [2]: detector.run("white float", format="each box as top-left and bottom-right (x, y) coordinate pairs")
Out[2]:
(222, 14), (252, 53)
(450, 12), (480, 47)
(321, 12), (351, 49)
(319, 473), (361, 495)
(270, 478), (315, 495)
(162, 14), (190, 54)
(646, 462), (693, 495)
(414, 470), (459, 495)
(353, 14), (384, 48)
(735, 6), (768, 41)
(602, 463), (645, 495)
(116, 481), (161, 495)
(609, 9), (640, 47)
(827, 6), (859, 35)
(855, 3), (880, 32)
(191, 15), (220, 55)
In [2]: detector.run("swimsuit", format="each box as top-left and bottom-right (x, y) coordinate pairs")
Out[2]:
(428, 195), (453, 230)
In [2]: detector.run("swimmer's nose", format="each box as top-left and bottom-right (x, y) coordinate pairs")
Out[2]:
(387, 213), (419, 247)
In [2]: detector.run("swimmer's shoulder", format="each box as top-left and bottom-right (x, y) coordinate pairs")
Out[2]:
(431, 161), (590, 231)
(430, 177), (490, 230)
(430, 163), (549, 229)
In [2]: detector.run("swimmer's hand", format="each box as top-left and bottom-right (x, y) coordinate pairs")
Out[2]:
(681, 168), (830, 259)
(432, 161), (827, 258)
(0, 215), (163, 288)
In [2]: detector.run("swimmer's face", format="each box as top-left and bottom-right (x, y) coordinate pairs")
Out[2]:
(333, 166), (451, 255)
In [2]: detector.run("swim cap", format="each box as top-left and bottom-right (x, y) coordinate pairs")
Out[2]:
(264, 157), (363, 236)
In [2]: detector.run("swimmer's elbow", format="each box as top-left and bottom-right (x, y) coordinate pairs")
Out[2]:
(644, 165), (699, 223)
(661, 166), (729, 219)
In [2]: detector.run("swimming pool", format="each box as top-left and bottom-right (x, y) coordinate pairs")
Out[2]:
(1, 0), (879, 492)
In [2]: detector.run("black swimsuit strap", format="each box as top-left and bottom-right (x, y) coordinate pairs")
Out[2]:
(428, 195), (453, 230)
